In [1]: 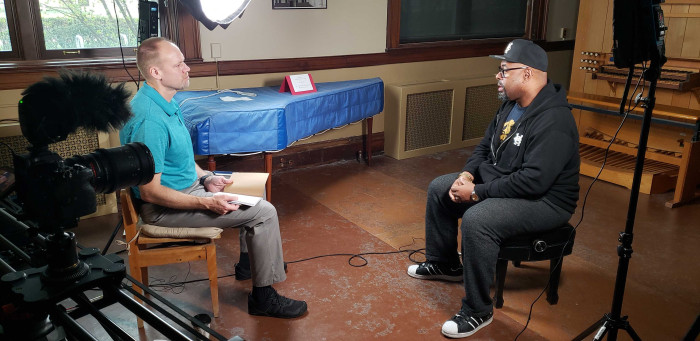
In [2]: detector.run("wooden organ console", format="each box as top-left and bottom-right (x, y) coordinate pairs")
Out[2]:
(569, 52), (700, 208)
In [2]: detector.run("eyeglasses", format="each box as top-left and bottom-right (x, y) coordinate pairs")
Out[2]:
(497, 66), (528, 78)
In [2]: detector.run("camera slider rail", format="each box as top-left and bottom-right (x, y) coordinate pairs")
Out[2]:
(1, 247), (240, 341)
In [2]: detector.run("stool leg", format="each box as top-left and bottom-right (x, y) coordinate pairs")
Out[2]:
(547, 258), (563, 305)
(494, 259), (508, 309)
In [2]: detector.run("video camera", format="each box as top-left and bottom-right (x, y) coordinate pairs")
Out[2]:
(0, 71), (155, 339)
(1, 71), (241, 341)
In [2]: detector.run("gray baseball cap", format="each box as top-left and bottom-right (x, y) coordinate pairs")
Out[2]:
(490, 39), (548, 72)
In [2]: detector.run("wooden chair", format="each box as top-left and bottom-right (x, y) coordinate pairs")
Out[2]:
(493, 223), (576, 309)
(119, 189), (220, 328)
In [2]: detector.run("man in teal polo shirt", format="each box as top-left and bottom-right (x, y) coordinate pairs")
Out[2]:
(120, 37), (307, 319)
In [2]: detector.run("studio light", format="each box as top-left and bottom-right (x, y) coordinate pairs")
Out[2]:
(200, 0), (251, 24)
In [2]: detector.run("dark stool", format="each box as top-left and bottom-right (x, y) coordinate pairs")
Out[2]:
(493, 223), (575, 309)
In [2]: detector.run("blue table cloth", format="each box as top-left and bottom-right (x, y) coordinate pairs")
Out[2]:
(173, 77), (384, 155)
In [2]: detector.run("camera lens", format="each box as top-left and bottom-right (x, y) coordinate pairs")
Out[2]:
(68, 142), (155, 193)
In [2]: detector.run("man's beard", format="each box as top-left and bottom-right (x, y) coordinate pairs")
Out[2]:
(498, 90), (508, 101)
(497, 81), (508, 101)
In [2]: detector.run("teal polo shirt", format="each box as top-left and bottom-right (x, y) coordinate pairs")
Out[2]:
(120, 82), (197, 198)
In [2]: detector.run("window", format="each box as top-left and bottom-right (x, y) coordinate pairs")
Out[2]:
(1, 0), (143, 61)
(0, 0), (200, 90)
(1, 2), (10, 51)
(399, 0), (528, 43)
(1, 0), (19, 59)
(38, 0), (138, 58)
(387, 0), (547, 50)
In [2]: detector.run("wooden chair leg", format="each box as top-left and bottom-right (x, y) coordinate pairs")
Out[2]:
(129, 262), (145, 328)
(141, 267), (149, 290)
(206, 244), (219, 317)
(494, 259), (508, 309)
(547, 258), (563, 305)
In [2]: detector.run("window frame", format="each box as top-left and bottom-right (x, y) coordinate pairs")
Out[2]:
(0, 0), (201, 62)
(0, 0), (201, 90)
(5, 0), (143, 60)
(386, 0), (548, 52)
(0, 0), (21, 59)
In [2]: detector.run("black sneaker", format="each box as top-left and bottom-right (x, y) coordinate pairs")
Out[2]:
(235, 262), (288, 281)
(407, 262), (463, 282)
(441, 311), (493, 338)
(248, 290), (307, 318)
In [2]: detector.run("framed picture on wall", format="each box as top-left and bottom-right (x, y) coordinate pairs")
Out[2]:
(272, 0), (327, 9)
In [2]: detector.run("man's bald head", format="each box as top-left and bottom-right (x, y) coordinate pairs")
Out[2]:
(137, 37), (173, 80)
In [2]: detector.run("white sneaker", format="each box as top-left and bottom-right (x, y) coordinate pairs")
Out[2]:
(441, 311), (493, 338)
(407, 262), (463, 282)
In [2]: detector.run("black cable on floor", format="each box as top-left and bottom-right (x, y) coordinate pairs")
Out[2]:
(143, 240), (427, 291)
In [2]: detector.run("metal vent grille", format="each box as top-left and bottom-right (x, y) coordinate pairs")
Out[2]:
(405, 89), (453, 151)
(462, 84), (500, 141)
(0, 129), (106, 206)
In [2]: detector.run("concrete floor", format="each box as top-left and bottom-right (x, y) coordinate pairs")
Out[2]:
(67, 147), (700, 340)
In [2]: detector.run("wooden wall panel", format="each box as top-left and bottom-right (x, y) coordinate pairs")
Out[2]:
(656, 90), (675, 106)
(671, 90), (692, 108)
(571, 0), (700, 98)
(665, 5), (689, 58)
(569, 0), (608, 92)
(601, 0), (615, 58)
(569, 0), (700, 205)
(690, 92), (700, 110)
(680, 6), (700, 58)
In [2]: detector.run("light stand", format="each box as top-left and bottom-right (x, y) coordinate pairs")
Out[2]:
(572, 46), (662, 341)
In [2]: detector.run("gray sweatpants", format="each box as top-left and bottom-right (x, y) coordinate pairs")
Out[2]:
(139, 182), (286, 287)
(425, 173), (571, 317)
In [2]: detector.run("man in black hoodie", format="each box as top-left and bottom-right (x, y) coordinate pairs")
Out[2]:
(407, 39), (580, 338)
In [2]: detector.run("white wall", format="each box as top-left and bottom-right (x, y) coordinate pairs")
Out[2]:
(546, 0), (579, 41)
(200, 0), (388, 61)
(200, 0), (580, 61)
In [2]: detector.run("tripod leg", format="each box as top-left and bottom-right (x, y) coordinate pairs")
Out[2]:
(573, 316), (607, 341)
(623, 322), (642, 341)
(101, 220), (123, 256)
(684, 314), (700, 341)
(593, 320), (610, 341)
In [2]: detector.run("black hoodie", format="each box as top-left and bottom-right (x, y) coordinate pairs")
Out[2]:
(463, 80), (580, 213)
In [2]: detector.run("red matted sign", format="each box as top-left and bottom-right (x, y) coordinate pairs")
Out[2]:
(279, 73), (317, 95)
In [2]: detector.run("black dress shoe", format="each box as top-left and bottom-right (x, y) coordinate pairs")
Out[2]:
(248, 290), (307, 318)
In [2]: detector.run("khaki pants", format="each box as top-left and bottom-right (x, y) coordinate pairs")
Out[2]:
(139, 182), (286, 287)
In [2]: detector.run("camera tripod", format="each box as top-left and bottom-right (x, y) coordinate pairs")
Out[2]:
(572, 53), (662, 341)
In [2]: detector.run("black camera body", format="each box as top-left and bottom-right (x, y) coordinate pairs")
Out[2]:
(13, 149), (98, 229)
(10, 71), (154, 230)
(13, 142), (154, 232)
(1, 71), (155, 339)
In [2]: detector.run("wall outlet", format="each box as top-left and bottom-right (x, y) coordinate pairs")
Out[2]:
(560, 28), (568, 40)
(211, 43), (221, 59)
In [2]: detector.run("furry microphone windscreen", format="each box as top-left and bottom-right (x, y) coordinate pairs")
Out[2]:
(19, 70), (132, 146)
